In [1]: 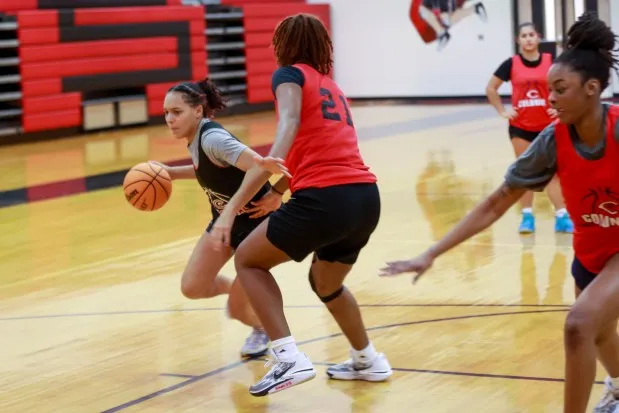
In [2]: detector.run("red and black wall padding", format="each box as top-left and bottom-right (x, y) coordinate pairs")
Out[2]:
(16, 5), (206, 132)
(0, 0), (332, 141)
(19, 7), (205, 93)
(1, 0), (182, 13)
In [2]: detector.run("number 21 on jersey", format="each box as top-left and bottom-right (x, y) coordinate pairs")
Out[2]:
(320, 88), (353, 127)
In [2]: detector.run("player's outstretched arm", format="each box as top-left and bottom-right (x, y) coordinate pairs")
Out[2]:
(379, 182), (526, 283)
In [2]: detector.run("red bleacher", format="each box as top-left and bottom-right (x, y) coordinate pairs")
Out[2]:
(14, 4), (206, 132)
(0, 0), (331, 138)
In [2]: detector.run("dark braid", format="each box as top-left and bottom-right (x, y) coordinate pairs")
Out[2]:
(555, 12), (619, 90)
(272, 13), (333, 75)
(168, 77), (227, 118)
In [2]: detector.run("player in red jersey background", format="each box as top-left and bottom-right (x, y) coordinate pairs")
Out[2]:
(486, 22), (573, 234)
(381, 13), (619, 413)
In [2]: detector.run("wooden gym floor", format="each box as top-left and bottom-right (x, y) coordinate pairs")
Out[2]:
(0, 102), (605, 412)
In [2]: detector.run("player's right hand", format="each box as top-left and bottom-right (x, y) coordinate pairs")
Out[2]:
(500, 109), (518, 120)
(379, 252), (434, 284)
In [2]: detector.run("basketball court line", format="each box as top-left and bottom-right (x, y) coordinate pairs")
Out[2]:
(157, 359), (605, 387)
(100, 308), (574, 413)
(242, 360), (602, 385)
(100, 360), (251, 413)
(0, 302), (572, 321)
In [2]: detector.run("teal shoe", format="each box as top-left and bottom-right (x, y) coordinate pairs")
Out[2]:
(555, 213), (574, 233)
(519, 212), (535, 234)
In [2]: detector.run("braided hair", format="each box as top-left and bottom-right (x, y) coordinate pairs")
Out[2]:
(555, 12), (619, 91)
(272, 13), (333, 75)
(168, 77), (227, 118)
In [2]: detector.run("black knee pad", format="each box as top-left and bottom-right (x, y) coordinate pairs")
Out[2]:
(308, 269), (345, 303)
(319, 286), (344, 303)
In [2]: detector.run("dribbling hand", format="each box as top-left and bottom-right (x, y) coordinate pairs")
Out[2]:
(379, 252), (434, 284)
(253, 155), (292, 178)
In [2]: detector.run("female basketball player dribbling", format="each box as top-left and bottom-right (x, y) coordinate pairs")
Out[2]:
(154, 77), (289, 358)
(486, 22), (573, 234)
(208, 13), (393, 396)
(382, 13), (619, 413)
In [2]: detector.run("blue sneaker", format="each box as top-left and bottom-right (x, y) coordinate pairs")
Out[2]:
(519, 212), (535, 234)
(555, 213), (574, 233)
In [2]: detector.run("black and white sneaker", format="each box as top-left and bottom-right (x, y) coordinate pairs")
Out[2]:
(326, 352), (392, 382)
(249, 351), (316, 397)
(437, 31), (451, 51)
(593, 377), (619, 413)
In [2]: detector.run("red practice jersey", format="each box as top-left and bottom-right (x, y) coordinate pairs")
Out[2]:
(510, 53), (553, 132)
(277, 63), (376, 193)
(555, 105), (619, 273)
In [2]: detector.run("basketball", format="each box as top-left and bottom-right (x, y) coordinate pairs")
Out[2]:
(123, 162), (172, 211)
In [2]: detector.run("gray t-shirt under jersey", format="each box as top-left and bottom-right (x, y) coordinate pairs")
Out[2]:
(188, 118), (247, 168)
(505, 104), (619, 191)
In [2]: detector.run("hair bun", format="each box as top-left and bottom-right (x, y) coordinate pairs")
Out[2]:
(195, 77), (227, 116)
(565, 12), (617, 52)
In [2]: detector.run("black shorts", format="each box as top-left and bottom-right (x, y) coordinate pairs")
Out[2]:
(572, 257), (597, 291)
(509, 125), (541, 143)
(206, 214), (268, 250)
(266, 182), (381, 264)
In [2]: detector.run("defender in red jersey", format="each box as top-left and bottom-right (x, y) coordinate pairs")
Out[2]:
(278, 62), (376, 193)
(486, 22), (573, 234)
(207, 13), (392, 397)
(381, 13), (619, 413)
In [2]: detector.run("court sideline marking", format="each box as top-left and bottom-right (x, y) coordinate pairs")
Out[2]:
(0, 302), (571, 321)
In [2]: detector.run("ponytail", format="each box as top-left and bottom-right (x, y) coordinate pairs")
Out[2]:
(168, 77), (227, 117)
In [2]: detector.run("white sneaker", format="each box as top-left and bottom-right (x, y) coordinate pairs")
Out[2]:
(594, 377), (619, 413)
(249, 350), (316, 397)
(326, 352), (392, 381)
(240, 329), (269, 358)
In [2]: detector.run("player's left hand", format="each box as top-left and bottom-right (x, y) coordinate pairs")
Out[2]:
(253, 155), (292, 178)
(379, 252), (434, 284)
(209, 211), (235, 251)
(246, 189), (282, 218)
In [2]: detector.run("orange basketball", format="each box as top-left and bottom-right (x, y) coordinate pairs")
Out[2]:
(123, 162), (172, 211)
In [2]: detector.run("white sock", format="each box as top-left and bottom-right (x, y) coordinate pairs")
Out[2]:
(351, 342), (377, 365)
(610, 376), (619, 391)
(271, 336), (299, 362)
(555, 208), (567, 217)
(522, 207), (533, 214)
